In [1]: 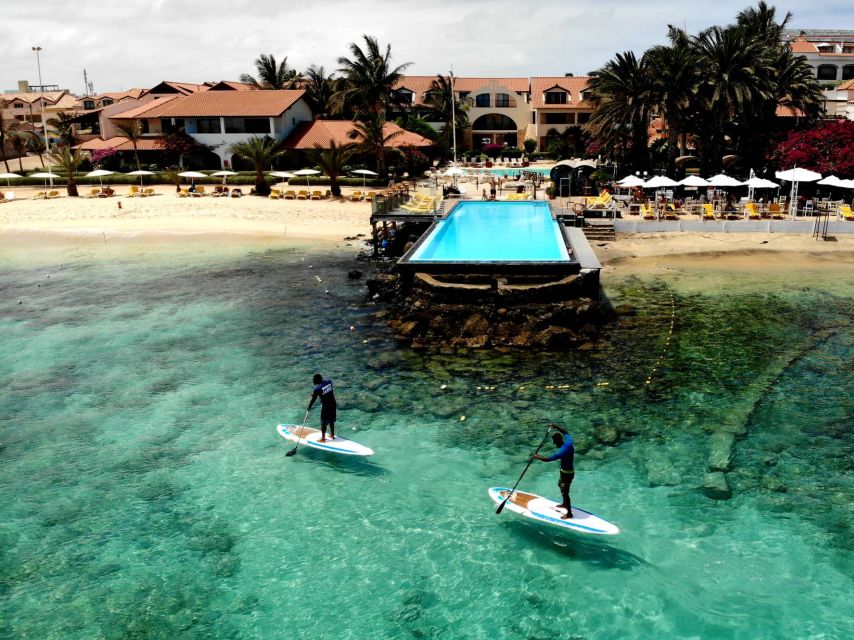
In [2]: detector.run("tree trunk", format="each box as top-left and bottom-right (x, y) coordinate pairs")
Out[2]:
(0, 145), (9, 173)
(67, 178), (78, 197)
(254, 167), (270, 196)
(330, 177), (342, 198)
(18, 156), (23, 173)
(133, 145), (141, 171)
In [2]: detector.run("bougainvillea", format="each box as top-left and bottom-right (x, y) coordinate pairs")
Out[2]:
(772, 120), (854, 178)
(90, 147), (118, 166)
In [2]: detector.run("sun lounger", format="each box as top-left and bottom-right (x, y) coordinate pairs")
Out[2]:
(701, 204), (716, 220)
(663, 204), (680, 220)
(364, 191), (377, 202)
(128, 186), (140, 198)
(190, 186), (206, 197)
(745, 203), (762, 220)
(768, 203), (785, 219)
(46, 190), (60, 199)
(86, 188), (101, 198)
(269, 189), (282, 200)
(283, 190), (296, 200)
(310, 190), (322, 200)
(230, 188), (243, 198)
(324, 189), (332, 199)
(142, 188), (154, 197)
(350, 191), (363, 202)
(839, 204), (854, 221)
(641, 204), (656, 220)
(296, 190), (309, 200)
(178, 189), (190, 198)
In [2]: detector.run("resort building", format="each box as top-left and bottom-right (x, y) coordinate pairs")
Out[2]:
(282, 119), (432, 151)
(0, 81), (77, 145)
(392, 75), (593, 152)
(783, 29), (854, 84)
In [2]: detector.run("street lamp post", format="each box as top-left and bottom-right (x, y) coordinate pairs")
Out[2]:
(449, 68), (457, 166)
(32, 46), (52, 180)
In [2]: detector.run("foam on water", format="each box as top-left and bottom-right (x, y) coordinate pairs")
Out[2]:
(1, 241), (852, 639)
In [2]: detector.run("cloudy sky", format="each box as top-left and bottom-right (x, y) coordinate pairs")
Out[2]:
(1, 0), (847, 94)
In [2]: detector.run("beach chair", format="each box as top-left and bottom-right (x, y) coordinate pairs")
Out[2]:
(32, 191), (47, 200)
(349, 191), (363, 202)
(269, 189), (282, 200)
(46, 191), (60, 199)
(641, 203), (656, 220)
(745, 202), (762, 220)
(190, 186), (205, 197)
(178, 189), (190, 198)
(838, 204), (854, 221)
(769, 203), (785, 219)
(324, 189), (332, 199)
(143, 188), (155, 197)
(283, 190), (296, 200)
(701, 204), (716, 220)
(310, 190), (323, 200)
(87, 188), (101, 198)
(128, 186), (140, 198)
(296, 190), (309, 200)
(663, 204), (680, 220)
(364, 191), (377, 202)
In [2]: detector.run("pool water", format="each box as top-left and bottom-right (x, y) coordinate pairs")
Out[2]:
(1, 241), (852, 639)
(409, 201), (570, 262)
(472, 167), (553, 178)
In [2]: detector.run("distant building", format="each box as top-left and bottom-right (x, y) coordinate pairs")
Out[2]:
(0, 80), (77, 145)
(783, 29), (854, 84)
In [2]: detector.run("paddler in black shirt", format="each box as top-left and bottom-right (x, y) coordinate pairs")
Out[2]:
(308, 374), (337, 442)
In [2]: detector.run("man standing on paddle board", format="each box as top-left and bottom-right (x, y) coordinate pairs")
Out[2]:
(534, 425), (574, 519)
(308, 374), (337, 442)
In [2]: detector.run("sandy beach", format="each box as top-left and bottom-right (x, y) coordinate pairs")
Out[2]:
(2, 185), (854, 268)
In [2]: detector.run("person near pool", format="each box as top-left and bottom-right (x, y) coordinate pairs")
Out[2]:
(533, 424), (575, 519)
(308, 374), (337, 442)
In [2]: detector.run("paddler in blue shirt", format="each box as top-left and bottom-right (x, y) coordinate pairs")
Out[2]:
(308, 374), (337, 442)
(534, 425), (575, 519)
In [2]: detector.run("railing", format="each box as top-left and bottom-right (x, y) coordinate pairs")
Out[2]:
(371, 192), (408, 215)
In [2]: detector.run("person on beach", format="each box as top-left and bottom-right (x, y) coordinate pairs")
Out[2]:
(534, 424), (575, 519)
(308, 374), (337, 442)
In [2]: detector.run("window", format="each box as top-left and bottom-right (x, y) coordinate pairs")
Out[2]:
(543, 113), (572, 125)
(544, 91), (567, 105)
(577, 112), (590, 124)
(471, 113), (517, 130)
(458, 91), (470, 101)
(83, 100), (95, 110)
(161, 118), (185, 133)
(224, 117), (270, 134)
(13, 102), (24, 109)
(394, 89), (414, 105)
(195, 118), (221, 134)
(843, 65), (854, 80)
(495, 93), (514, 108)
(102, 98), (114, 106)
(817, 65), (838, 81)
(475, 93), (490, 108)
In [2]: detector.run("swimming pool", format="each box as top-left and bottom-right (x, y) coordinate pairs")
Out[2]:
(407, 201), (570, 263)
(472, 167), (553, 178)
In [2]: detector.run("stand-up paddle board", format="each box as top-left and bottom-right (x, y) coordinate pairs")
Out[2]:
(489, 487), (619, 535)
(277, 424), (374, 457)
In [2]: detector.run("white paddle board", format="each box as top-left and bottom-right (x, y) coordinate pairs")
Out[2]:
(277, 424), (374, 457)
(489, 487), (619, 535)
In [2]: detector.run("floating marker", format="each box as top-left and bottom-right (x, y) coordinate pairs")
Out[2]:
(460, 416), (466, 421)
(440, 384), (447, 390)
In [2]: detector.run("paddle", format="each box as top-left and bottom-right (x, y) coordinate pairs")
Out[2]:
(285, 409), (311, 457)
(496, 426), (554, 514)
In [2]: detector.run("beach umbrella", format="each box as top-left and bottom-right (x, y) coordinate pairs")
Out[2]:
(292, 168), (320, 187)
(352, 168), (378, 189)
(775, 167), (821, 218)
(86, 169), (115, 187)
(706, 174), (744, 187)
(642, 176), (679, 189)
(211, 169), (238, 186)
(177, 170), (208, 189)
(127, 169), (155, 186)
(679, 175), (710, 187)
(617, 175), (645, 187)
(816, 175), (844, 187)
(268, 171), (295, 178)
(0, 172), (22, 187)
(30, 171), (60, 189)
(744, 177), (779, 189)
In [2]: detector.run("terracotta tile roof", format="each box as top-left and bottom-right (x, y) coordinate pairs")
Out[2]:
(155, 90), (306, 117)
(52, 94), (80, 110)
(283, 119), (432, 149)
(109, 96), (180, 119)
(776, 105), (804, 117)
(837, 79), (854, 91)
(75, 136), (162, 151)
(140, 81), (207, 98)
(394, 76), (437, 106)
(790, 37), (819, 53)
(530, 76), (592, 108)
(205, 81), (256, 91)
(1, 90), (67, 105)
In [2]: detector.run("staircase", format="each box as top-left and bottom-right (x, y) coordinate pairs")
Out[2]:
(582, 220), (616, 242)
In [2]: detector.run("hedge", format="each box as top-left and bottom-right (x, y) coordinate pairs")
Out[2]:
(0, 173), (387, 188)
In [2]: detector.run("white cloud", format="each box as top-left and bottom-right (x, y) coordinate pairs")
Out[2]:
(0, 0), (845, 93)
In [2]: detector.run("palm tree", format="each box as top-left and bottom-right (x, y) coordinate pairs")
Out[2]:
(334, 35), (411, 118)
(424, 74), (472, 159)
(46, 111), (77, 147)
(308, 141), (356, 197)
(240, 54), (302, 90)
(229, 136), (285, 196)
(26, 134), (46, 167)
(0, 112), (19, 172)
(736, 1), (791, 46)
(585, 51), (654, 171)
(350, 114), (402, 178)
(8, 131), (30, 173)
(645, 28), (699, 172)
(114, 119), (143, 170)
(304, 65), (337, 119)
(48, 146), (84, 196)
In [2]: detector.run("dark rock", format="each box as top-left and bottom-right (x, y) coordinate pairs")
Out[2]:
(348, 270), (363, 279)
(593, 423), (621, 446)
(702, 472), (732, 500)
(761, 474), (787, 493)
(355, 393), (381, 413)
(465, 335), (489, 349)
(461, 313), (490, 338)
(708, 432), (735, 472)
(534, 326), (576, 350)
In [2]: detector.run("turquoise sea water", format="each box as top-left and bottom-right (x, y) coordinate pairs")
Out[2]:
(410, 201), (568, 262)
(1, 240), (852, 639)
